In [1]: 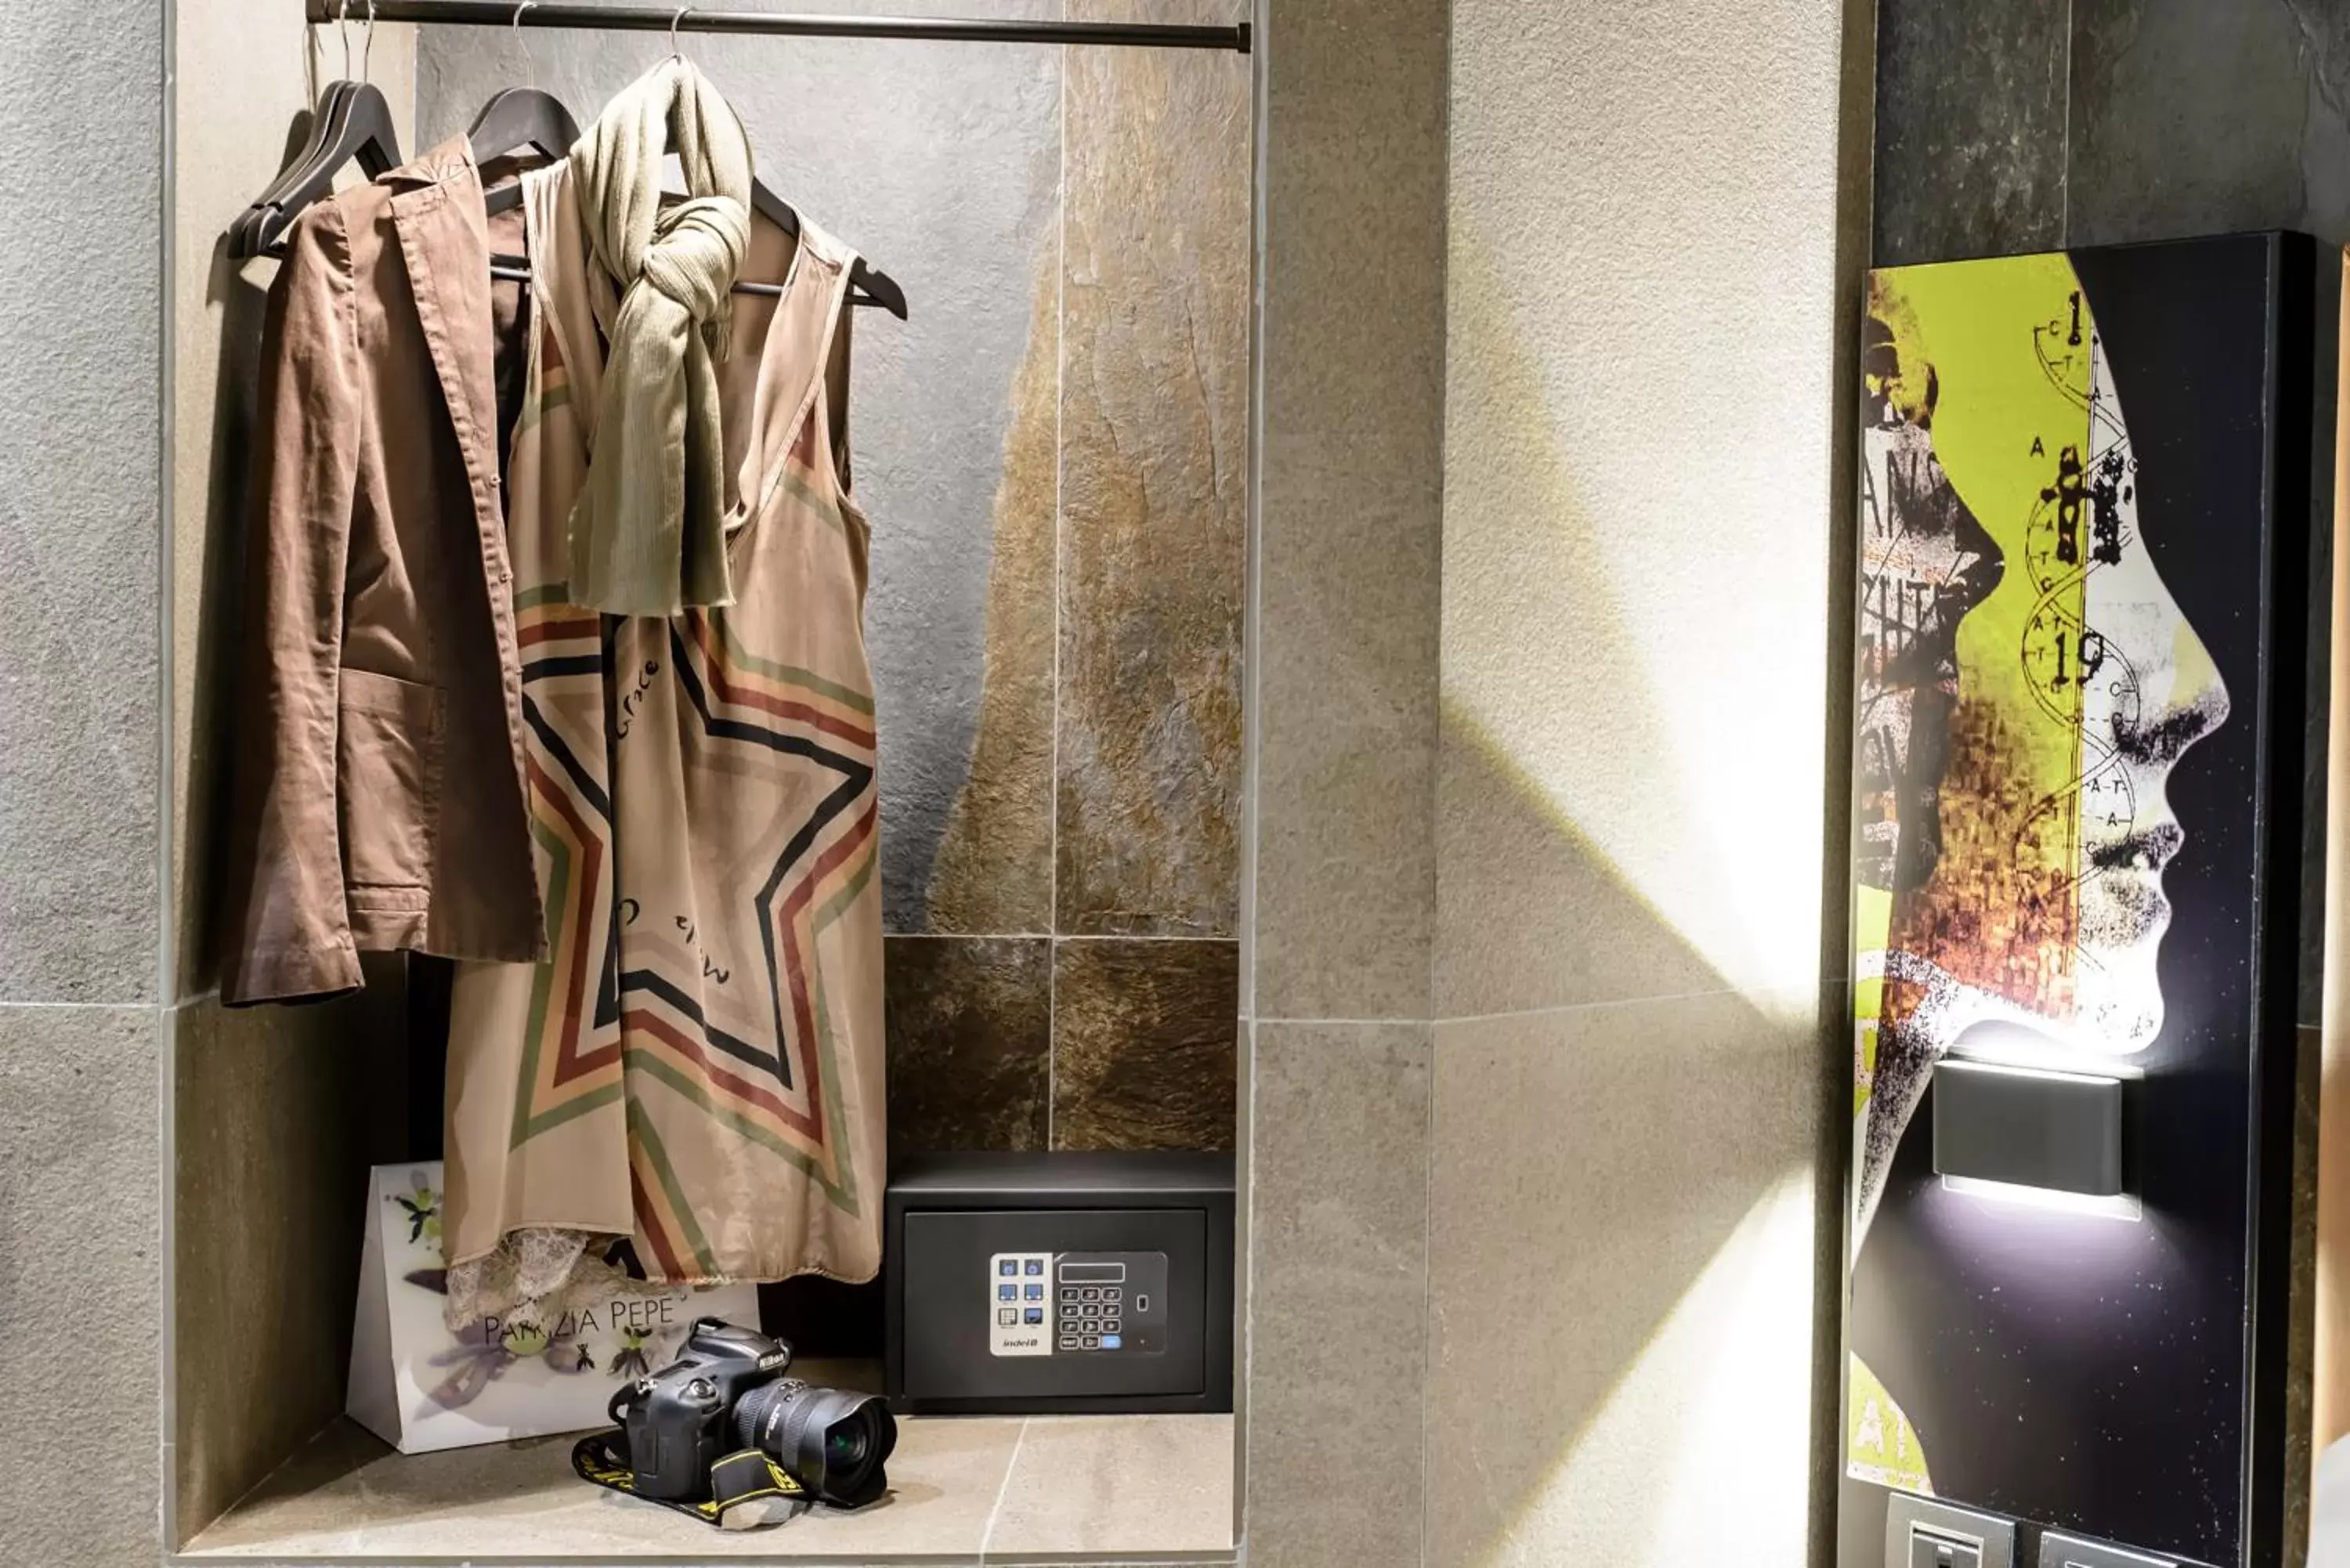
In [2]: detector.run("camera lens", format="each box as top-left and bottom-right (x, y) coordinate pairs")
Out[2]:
(826, 1424), (870, 1469)
(734, 1378), (897, 1508)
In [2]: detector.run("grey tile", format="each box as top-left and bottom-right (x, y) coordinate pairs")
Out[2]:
(1253, 0), (1447, 1024)
(1055, 0), (1249, 940)
(2066, 0), (2314, 247)
(1051, 940), (1238, 1152)
(985, 1413), (1235, 1557)
(421, 2), (1065, 934)
(885, 936), (1052, 1153)
(1871, 0), (2068, 265)
(0, 1005), (161, 1566)
(1243, 1021), (1430, 1568)
(1439, 3), (1845, 1021)
(1422, 995), (1826, 1567)
(1436, 709), (1772, 1019)
(0, 0), (162, 1003)
(172, 985), (410, 1545)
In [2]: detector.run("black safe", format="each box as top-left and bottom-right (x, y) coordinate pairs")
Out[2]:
(884, 1151), (1235, 1415)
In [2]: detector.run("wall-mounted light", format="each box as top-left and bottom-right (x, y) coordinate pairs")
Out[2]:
(1932, 1059), (2133, 1219)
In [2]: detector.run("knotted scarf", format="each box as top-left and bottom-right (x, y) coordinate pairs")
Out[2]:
(565, 58), (753, 616)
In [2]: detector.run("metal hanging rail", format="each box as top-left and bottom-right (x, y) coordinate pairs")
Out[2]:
(304, 0), (1251, 52)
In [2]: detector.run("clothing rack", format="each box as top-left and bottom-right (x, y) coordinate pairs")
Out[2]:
(303, 0), (1252, 52)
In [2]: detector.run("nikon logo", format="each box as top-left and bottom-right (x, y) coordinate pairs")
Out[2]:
(757, 1353), (790, 1371)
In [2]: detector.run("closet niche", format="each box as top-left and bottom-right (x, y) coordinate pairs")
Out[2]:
(169, 7), (1250, 1559)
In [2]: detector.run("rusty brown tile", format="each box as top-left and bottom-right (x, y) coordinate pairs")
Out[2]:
(1051, 939), (1238, 1151)
(1055, 0), (1251, 938)
(885, 936), (1052, 1153)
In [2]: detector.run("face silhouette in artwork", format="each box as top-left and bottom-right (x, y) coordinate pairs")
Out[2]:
(1852, 263), (2229, 1234)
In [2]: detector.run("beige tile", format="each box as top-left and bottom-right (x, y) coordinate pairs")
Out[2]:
(1055, 0), (1249, 941)
(1051, 941), (1238, 1152)
(1435, 708), (1781, 1018)
(1242, 1021), (1430, 1568)
(1250, 0), (1449, 1024)
(172, 983), (410, 1544)
(1423, 995), (1828, 1568)
(1439, 0), (1844, 1020)
(185, 1412), (1024, 1559)
(985, 1413), (1236, 1557)
(0, 1006), (161, 1566)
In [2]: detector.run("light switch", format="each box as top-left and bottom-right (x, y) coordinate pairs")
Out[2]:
(2036, 1531), (2175, 1568)
(1885, 1494), (2015, 1568)
(1911, 1530), (1980, 1568)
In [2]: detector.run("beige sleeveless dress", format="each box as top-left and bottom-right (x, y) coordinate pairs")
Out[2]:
(442, 164), (884, 1324)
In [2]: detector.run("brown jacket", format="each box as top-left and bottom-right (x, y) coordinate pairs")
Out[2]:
(220, 138), (544, 1004)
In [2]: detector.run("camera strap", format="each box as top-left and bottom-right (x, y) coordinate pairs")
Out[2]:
(572, 1428), (809, 1526)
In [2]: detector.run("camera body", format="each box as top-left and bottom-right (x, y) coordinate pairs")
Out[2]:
(613, 1317), (896, 1508)
(620, 1319), (794, 1501)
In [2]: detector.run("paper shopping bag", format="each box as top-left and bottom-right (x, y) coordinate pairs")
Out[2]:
(346, 1162), (761, 1454)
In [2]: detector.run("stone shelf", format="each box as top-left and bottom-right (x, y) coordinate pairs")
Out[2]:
(181, 1367), (1235, 1565)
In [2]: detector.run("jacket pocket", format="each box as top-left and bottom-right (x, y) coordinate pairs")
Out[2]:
(337, 667), (445, 901)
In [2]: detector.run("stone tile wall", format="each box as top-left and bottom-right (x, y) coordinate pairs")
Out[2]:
(2, 1), (189, 1560)
(1428, 2), (1868, 1566)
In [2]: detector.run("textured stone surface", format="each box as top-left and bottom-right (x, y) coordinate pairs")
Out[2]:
(1434, 5), (1851, 1563)
(1051, 940), (1239, 1151)
(0, 0), (162, 1003)
(2066, 0), (2319, 247)
(0, 1006), (161, 1567)
(421, 4), (1065, 933)
(1055, 0), (1249, 939)
(1252, 0), (1448, 1023)
(172, 977), (410, 1545)
(1243, 1021), (1430, 1568)
(1871, 0), (2067, 265)
(985, 1413), (1235, 1555)
(884, 935), (1051, 1153)
(1423, 995), (1824, 1568)
(1441, 1), (1844, 1018)
(923, 240), (1060, 936)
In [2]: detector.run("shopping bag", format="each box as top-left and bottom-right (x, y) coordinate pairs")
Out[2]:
(346, 1162), (761, 1454)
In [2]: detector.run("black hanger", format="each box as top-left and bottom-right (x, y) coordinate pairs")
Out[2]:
(477, 85), (580, 223)
(471, 85), (581, 166)
(231, 81), (402, 260)
(748, 180), (908, 320)
(230, 81), (358, 256)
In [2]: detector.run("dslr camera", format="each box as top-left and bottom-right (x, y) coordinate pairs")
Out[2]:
(610, 1318), (897, 1508)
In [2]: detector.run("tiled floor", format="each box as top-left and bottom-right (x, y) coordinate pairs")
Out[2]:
(181, 1371), (1235, 1564)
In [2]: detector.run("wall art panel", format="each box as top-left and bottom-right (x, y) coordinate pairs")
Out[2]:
(1843, 235), (2312, 1568)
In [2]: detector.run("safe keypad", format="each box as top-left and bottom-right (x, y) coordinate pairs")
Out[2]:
(989, 1251), (1163, 1356)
